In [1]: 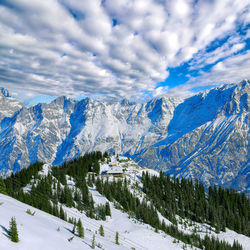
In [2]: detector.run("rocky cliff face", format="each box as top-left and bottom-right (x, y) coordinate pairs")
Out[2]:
(0, 88), (23, 122)
(135, 81), (249, 195)
(0, 80), (249, 194)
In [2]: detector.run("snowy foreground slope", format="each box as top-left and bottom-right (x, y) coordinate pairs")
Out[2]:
(0, 193), (123, 250)
(0, 80), (249, 195)
(1, 159), (250, 250)
(1, 192), (249, 250)
(0, 194), (185, 250)
(0, 159), (183, 250)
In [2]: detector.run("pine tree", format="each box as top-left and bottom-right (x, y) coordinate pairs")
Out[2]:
(99, 225), (104, 236)
(77, 218), (84, 238)
(93, 161), (100, 174)
(91, 234), (95, 249)
(0, 176), (7, 195)
(87, 174), (93, 187)
(215, 221), (220, 234)
(52, 203), (59, 217)
(115, 232), (119, 245)
(77, 200), (83, 212)
(105, 202), (111, 216)
(72, 222), (76, 234)
(59, 205), (65, 220)
(8, 217), (19, 242)
(64, 186), (73, 208)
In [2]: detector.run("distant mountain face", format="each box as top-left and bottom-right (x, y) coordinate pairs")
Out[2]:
(0, 80), (249, 194)
(0, 88), (23, 122)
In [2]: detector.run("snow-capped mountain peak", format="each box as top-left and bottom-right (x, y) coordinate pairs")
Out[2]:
(0, 80), (249, 196)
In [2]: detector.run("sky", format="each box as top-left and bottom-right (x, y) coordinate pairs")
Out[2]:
(0, 0), (249, 105)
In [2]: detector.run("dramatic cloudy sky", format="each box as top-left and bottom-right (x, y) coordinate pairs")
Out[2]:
(0, 0), (249, 104)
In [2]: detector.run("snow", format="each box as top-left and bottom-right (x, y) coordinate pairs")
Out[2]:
(0, 159), (189, 250)
(107, 167), (123, 174)
(175, 217), (250, 250)
(0, 194), (124, 250)
(99, 158), (250, 250)
(41, 164), (50, 176)
(13, 122), (26, 135)
(1, 81), (249, 198)
(0, 193), (187, 250)
(214, 229), (250, 249)
(100, 156), (159, 179)
(1, 157), (249, 250)
(0, 159), (181, 250)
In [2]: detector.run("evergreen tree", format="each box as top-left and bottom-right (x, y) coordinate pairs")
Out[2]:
(115, 232), (119, 245)
(59, 205), (65, 220)
(77, 218), (84, 238)
(103, 151), (109, 158)
(105, 202), (111, 216)
(91, 234), (95, 249)
(2, 152), (248, 248)
(8, 217), (19, 242)
(72, 222), (76, 234)
(215, 221), (220, 234)
(64, 186), (73, 207)
(77, 200), (83, 212)
(52, 203), (59, 217)
(93, 161), (100, 174)
(87, 174), (93, 187)
(0, 176), (7, 195)
(99, 225), (104, 236)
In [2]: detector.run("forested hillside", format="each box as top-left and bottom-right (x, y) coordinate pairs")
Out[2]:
(1, 152), (249, 249)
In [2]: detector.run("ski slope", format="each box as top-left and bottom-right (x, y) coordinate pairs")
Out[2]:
(0, 193), (185, 250)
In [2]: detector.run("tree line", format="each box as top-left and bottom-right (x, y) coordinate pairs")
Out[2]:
(93, 176), (243, 250)
(142, 171), (249, 236)
(0, 152), (247, 249)
(2, 152), (111, 223)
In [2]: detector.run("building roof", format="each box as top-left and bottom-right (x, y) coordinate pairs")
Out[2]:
(107, 167), (123, 174)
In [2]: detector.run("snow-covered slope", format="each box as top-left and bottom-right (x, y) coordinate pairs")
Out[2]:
(1, 159), (250, 250)
(136, 80), (249, 194)
(0, 88), (23, 123)
(0, 193), (129, 250)
(0, 157), (188, 250)
(0, 80), (249, 194)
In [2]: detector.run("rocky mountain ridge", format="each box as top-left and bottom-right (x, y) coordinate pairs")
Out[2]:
(0, 88), (23, 122)
(0, 80), (249, 195)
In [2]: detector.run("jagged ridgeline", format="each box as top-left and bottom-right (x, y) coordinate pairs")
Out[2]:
(0, 80), (249, 197)
(2, 152), (248, 249)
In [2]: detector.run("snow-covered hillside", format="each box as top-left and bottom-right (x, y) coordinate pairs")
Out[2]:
(0, 193), (126, 250)
(0, 80), (249, 195)
(2, 159), (250, 250)
(0, 158), (185, 250)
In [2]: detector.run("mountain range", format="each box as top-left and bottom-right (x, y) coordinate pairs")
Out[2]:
(0, 80), (249, 195)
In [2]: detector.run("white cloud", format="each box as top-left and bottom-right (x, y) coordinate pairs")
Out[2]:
(152, 86), (169, 98)
(165, 50), (250, 98)
(171, 0), (191, 18)
(0, 0), (249, 102)
(189, 35), (247, 70)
